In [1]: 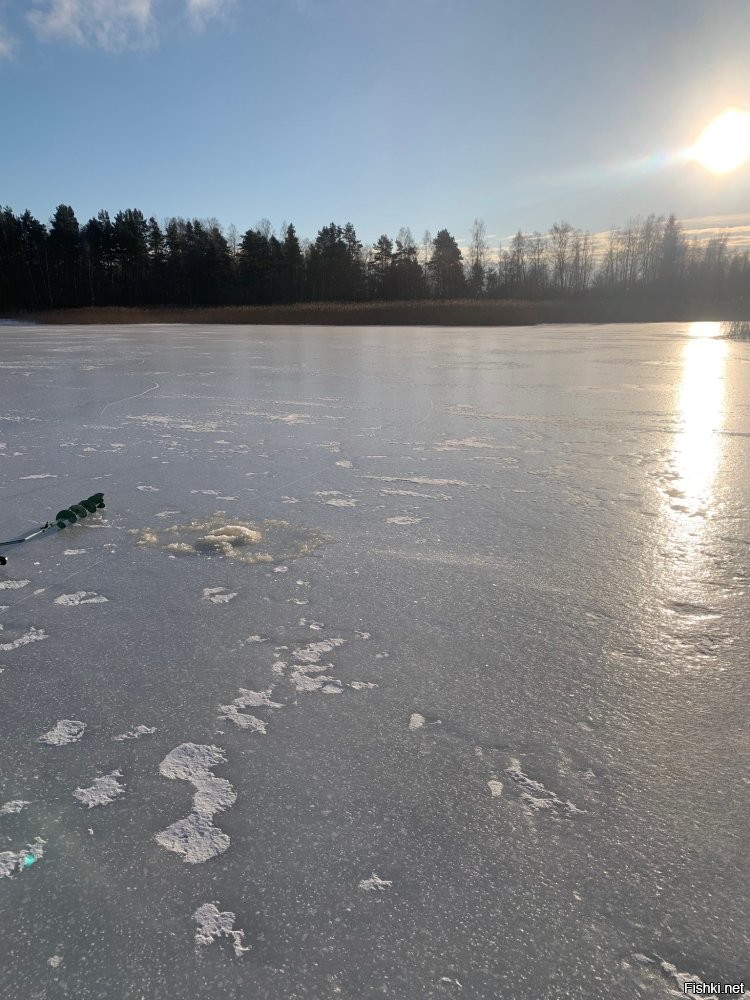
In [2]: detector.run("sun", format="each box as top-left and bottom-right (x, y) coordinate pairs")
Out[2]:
(688, 108), (750, 174)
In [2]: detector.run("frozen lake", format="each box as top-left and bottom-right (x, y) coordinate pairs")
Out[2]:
(0, 321), (747, 998)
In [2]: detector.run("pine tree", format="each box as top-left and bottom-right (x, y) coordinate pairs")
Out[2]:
(428, 229), (465, 298)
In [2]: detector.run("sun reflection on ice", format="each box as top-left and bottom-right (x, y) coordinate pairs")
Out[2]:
(659, 321), (729, 623)
(673, 322), (727, 511)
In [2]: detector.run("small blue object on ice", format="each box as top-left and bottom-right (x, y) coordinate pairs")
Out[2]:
(22, 854), (37, 868)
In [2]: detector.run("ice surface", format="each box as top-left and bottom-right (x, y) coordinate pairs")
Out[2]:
(1, 322), (747, 999)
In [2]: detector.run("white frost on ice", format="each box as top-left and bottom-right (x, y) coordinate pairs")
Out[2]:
(137, 485), (160, 492)
(488, 780), (504, 798)
(358, 873), (392, 892)
(0, 800), (31, 815)
(273, 565), (288, 573)
(0, 580), (30, 590)
(193, 902), (249, 956)
(47, 955), (64, 969)
(113, 725), (157, 741)
(155, 743), (236, 863)
(349, 681), (378, 690)
(54, 591), (108, 606)
(39, 720), (86, 745)
(386, 515), (425, 525)
(73, 771), (125, 808)
(63, 548), (87, 556)
(409, 713), (426, 731)
(336, 460), (353, 468)
(326, 498), (357, 507)
(19, 473), (57, 479)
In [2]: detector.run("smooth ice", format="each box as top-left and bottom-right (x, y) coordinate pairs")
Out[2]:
(0, 321), (748, 999)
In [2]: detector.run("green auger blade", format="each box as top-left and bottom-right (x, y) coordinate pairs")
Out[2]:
(80, 498), (99, 513)
(69, 504), (88, 518)
(55, 509), (78, 529)
(90, 493), (105, 509)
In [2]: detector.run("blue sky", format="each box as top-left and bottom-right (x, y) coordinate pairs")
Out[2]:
(2, 0), (750, 250)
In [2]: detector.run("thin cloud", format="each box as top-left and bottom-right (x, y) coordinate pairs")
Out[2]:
(186, 0), (234, 31)
(27, 0), (155, 51)
(0, 13), (17, 58)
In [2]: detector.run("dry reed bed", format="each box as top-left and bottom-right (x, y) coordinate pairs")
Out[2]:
(7, 300), (750, 327)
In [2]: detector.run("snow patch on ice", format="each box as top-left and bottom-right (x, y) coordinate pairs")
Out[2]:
(73, 770), (125, 808)
(219, 707), (268, 732)
(506, 759), (584, 817)
(54, 591), (108, 606)
(409, 713), (426, 731)
(358, 873), (392, 892)
(380, 487), (452, 500)
(488, 780), (504, 797)
(0, 579), (30, 590)
(39, 720), (86, 745)
(19, 473), (57, 480)
(133, 513), (324, 564)
(193, 902), (249, 956)
(292, 637), (345, 664)
(155, 743), (236, 864)
(202, 587), (238, 604)
(0, 800), (31, 816)
(113, 725), (157, 741)
(63, 548), (87, 556)
(367, 475), (472, 487)
(387, 515), (425, 524)
(0, 626), (47, 651)
(433, 437), (498, 451)
(232, 687), (283, 709)
(0, 837), (45, 878)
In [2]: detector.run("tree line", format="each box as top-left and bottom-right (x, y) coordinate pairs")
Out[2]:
(0, 203), (747, 313)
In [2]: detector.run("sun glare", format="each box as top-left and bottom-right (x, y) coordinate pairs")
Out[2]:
(688, 108), (750, 174)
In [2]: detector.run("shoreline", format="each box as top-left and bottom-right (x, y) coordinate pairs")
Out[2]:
(1, 300), (744, 327)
